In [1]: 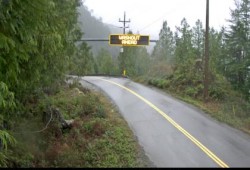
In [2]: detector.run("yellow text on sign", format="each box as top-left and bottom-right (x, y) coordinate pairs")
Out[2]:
(119, 35), (140, 45)
(109, 34), (149, 46)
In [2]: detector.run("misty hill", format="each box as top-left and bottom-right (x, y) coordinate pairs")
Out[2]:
(77, 4), (120, 57)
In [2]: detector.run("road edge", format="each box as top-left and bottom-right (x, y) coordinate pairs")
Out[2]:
(78, 76), (156, 167)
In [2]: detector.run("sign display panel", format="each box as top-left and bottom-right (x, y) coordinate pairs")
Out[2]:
(109, 34), (150, 46)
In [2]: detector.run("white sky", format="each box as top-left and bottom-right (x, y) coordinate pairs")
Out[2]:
(83, 0), (236, 39)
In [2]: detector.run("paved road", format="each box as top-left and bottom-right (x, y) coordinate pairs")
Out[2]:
(81, 76), (250, 167)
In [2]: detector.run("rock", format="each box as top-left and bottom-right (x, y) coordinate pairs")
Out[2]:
(65, 119), (74, 127)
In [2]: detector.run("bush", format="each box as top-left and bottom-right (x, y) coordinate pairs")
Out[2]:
(183, 84), (203, 98)
(208, 74), (231, 100)
(209, 86), (226, 100)
(185, 87), (198, 97)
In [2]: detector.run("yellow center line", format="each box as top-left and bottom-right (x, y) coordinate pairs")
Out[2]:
(97, 77), (229, 168)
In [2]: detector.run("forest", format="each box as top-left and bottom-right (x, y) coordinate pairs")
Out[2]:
(0, 0), (250, 167)
(91, 0), (250, 100)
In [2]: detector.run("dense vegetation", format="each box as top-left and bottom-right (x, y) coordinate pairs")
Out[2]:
(135, 0), (250, 133)
(0, 0), (107, 167)
(96, 0), (250, 101)
(0, 0), (150, 167)
(3, 78), (147, 167)
(0, 0), (70, 165)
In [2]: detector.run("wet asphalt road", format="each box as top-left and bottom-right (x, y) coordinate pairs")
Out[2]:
(81, 76), (250, 167)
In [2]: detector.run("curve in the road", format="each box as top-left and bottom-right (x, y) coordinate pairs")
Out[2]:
(97, 77), (229, 168)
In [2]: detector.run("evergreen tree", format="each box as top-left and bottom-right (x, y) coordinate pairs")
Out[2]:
(225, 0), (250, 96)
(192, 19), (204, 60)
(70, 42), (95, 76)
(174, 18), (196, 72)
(96, 48), (115, 75)
(0, 0), (82, 163)
(152, 21), (175, 63)
(169, 18), (203, 97)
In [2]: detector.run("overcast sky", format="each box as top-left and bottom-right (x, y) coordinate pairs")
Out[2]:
(83, 0), (236, 39)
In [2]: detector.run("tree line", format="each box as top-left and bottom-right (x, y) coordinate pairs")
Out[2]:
(94, 0), (250, 101)
(149, 0), (250, 100)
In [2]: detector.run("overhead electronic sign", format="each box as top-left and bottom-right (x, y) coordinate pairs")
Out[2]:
(109, 34), (150, 46)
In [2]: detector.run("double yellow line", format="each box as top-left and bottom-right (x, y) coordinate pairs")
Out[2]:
(98, 78), (229, 168)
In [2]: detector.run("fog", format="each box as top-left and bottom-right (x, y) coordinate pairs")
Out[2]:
(84, 0), (235, 40)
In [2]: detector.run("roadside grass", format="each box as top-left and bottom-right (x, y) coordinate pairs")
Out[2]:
(6, 80), (147, 167)
(134, 76), (250, 135)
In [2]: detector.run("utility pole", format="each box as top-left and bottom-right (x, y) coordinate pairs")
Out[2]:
(203, 0), (210, 102)
(119, 12), (130, 76)
(119, 11), (130, 34)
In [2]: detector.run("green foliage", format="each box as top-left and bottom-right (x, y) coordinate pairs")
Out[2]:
(174, 18), (196, 71)
(0, 81), (16, 166)
(184, 86), (201, 98)
(0, 0), (82, 100)
(138, 0), (250, 134)
(5, 82), (144, 167)
(0, 130), (16, 167)
(0, 130), (16, 151)
(146, 17), (237, 101)
(192, 19), (204, 59)
(0, 152), (7, 167)
(69, 42), (95, 76)
(118, 31), (150, 77)
(147, 18), (205, 99)
(96, 48), (118, 75)
(208, 74), (229, 100)
(224, 0), (250, 97)
(152, 21), (175, 63)
(0, 82), (16, 113)
(0, 0), (85, 164)
(148, 78), (170, 89)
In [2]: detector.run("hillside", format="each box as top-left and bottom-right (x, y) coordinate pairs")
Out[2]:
(77, 5), (120, 57)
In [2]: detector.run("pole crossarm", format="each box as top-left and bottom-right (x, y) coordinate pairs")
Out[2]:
(119, 12), (130, 34)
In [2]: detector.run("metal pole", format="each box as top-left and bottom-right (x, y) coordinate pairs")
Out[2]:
(203, 0), (210, 102)
(123, 12), (126, 34)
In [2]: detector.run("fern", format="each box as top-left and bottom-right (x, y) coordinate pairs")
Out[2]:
(0, 130), (16, 151)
